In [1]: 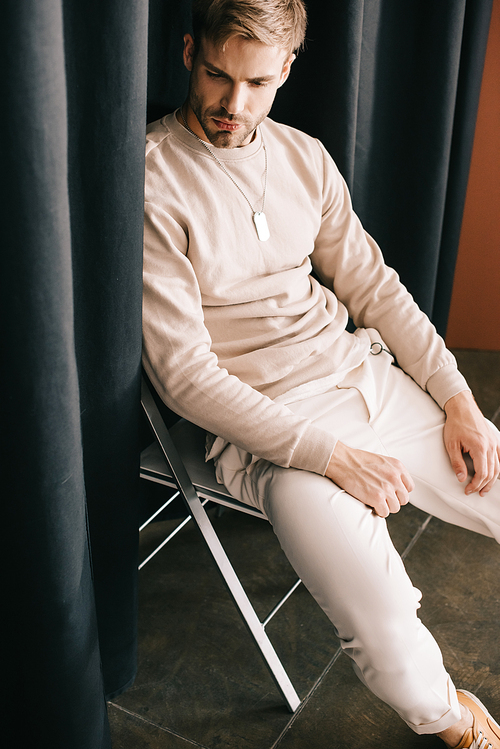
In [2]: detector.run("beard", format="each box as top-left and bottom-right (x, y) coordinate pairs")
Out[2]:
(189, 88), (270, 148)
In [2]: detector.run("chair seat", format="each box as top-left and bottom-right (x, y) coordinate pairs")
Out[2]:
(140, 419), (265, 518)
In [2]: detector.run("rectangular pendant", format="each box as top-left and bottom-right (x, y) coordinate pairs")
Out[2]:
(253, 211), (270, 242)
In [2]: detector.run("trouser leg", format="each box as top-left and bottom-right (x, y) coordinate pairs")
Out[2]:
(253, 462), (461, 733)
(214, 353), (499, 733)
(367, 360), (500, 541)
(216, 387), (460, 732)
(219, 443), (461, 733)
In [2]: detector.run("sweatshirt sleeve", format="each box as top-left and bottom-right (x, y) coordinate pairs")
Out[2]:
(310, 142), (470, 409)
(142, 198), (337, 475)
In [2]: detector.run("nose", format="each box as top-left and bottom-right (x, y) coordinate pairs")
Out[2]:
(222, 82), (246, 115)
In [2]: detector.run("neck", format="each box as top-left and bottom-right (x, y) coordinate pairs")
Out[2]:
(178, 103), (209, 143)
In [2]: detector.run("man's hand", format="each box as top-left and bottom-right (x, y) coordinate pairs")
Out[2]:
(444, 390), (500, 496)
(325, 441), (414, 518)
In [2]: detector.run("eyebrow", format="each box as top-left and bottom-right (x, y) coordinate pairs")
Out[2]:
(203, 60), (277, 84)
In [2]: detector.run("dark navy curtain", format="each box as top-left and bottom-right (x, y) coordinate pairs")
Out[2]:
(271, 0), (493, 335)
(148, 0), (492, 336)
(0, 0), (148, 747)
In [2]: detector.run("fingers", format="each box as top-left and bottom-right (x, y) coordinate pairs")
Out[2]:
(326, 443), (413, 518)
(371, 480), (412, 518)
(447, 441), (468, 483)
(467, 444), (500, 496)
(396, 486), (410, 506)
(402, 473), (415, 494)
(446, 437), (498, 496)
(464, 452), (487, 495)
(443, 393), (500, 497)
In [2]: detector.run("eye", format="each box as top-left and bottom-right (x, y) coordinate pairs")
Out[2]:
(250, 79), (273, 88)
(206, 70), (223, 80)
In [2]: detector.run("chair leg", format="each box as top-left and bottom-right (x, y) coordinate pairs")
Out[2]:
(141, 377), (301, 711)
(188, 494), (301, 712)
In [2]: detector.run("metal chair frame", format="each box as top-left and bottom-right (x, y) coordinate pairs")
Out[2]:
(139, 375), (302, 712)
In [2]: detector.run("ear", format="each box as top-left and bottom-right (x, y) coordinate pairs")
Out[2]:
(278, 53), (296, 88)
(183, 33), (196, 72)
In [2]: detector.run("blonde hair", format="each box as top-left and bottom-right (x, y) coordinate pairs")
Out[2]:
(192, 0), (307, 56)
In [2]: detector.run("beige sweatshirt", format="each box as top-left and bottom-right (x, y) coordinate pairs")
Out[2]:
(143, 112), (468, 476)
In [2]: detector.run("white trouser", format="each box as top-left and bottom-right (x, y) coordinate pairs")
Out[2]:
(214, 350), (500, 734)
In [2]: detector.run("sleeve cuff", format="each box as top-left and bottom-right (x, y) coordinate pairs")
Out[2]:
(290, 423), (337, 476)
(426, 363), (470, 410)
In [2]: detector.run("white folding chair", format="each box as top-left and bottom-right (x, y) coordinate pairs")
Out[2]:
(139, 374), (302, 712)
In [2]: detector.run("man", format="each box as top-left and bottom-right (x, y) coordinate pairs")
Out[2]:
(143, 1), (500, 745)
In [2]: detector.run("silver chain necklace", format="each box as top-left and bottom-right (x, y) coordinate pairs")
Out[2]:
(179, 108), (270, 241)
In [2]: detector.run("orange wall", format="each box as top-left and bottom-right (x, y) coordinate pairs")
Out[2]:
(446, 0), (500, 350)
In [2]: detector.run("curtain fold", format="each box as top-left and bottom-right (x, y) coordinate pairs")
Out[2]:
(433, 0), (495, 334)
(0, 0), (148, 746)
(63, 0), (149, 701)
(271, 0), (493, 335)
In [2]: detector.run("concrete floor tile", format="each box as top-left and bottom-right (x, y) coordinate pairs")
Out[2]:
(402, 517), (500, 713)
(114, 510), (338, 749)
(273, 652), (443, 749)
(108, 703), (207, 749)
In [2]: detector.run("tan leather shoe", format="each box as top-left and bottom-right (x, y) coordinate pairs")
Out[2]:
(452, 690), (500, 749)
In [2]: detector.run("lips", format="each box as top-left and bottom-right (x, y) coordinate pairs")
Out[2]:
(212, 118), (242, 131)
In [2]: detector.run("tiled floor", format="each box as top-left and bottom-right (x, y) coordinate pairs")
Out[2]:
(109, 350), (500, 749)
